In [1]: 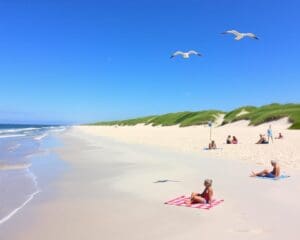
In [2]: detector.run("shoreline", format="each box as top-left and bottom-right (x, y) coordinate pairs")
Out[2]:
(0, 133), (67, 236)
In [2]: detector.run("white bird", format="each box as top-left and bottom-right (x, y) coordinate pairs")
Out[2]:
(222, 30), (259, 40)
(170, 50), (202, 59)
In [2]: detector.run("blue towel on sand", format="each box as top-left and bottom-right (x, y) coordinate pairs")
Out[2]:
(256, 175), (290, 180)
(203, 147), (223, 151)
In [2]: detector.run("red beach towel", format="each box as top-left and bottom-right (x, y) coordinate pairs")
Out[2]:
(165, 195), (224, 210)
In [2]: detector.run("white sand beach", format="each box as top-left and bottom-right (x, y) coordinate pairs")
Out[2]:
(78, 118), (300, 169)
(1, 122), (300, 240)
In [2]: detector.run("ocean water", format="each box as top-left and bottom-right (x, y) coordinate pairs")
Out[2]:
(0, 124), (67, 225)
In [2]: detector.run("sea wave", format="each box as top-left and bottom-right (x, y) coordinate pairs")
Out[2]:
(0, 124), (63, 226)
(34, 133), (48, 141)
(0, 128), (38, 134)
(0, 134), (26, 138)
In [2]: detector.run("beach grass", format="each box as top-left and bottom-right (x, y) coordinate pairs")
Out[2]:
(224, 103), (300, 129)
(92, 103), (300, 129)
(93, 110), (223, 127)
(222, 106), (257, 125)
(92, 115), (157, 126)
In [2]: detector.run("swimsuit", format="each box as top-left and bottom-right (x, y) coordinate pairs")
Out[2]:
(198, 189), (210, 203)
(265, 173), (275, 178)
(265, 168), (277, 178)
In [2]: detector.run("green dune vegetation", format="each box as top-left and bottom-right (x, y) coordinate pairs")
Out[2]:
(93, 110), (224, 127)
(223, 103), (300, 129)
(92, 103), (300, 129)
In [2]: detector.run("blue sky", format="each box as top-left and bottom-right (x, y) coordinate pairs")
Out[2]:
(0, 0), (299, 124)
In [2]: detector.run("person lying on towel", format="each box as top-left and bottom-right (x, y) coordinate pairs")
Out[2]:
(250, 160), (280, 178)
(186, 179), (213, 205)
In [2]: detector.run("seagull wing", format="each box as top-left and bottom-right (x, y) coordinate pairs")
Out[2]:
(170, 51), (184, 58)
(227, 30), (244, 40)
(246, 32), (259, 39)
(222, 29), (240, 36)
(228, 30), (240, 35)
(187, 50), (202, 56)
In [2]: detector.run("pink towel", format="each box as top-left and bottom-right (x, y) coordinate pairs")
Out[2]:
(165, 195), (224, 210)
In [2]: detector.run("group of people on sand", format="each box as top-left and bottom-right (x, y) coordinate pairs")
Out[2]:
(194, 125), (285, 205)
(256, 125), (284, 144)
(207, 125), (284, 149)
(208, 135), (239, 149)
(226, 135), (238, 144)
(188, 160), (281, 205)
(208, 135), (238, 149)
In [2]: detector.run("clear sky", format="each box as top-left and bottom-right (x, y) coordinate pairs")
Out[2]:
(0, 0), (299, 124)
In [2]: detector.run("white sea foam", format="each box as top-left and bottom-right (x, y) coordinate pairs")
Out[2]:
(0, 168), (40, 225)
(34, 133), (48, 141)
(0, 134), (26, 138)
(0, 128), (38, 134)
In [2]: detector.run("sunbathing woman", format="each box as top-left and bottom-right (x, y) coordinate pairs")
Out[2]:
(186, 179), (213, 205)
(250, 160), (280, 178)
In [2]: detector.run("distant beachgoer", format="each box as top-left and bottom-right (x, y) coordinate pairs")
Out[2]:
(275, 132), (283, 139)
(226, 135), (232, 144)
(256, 134), (269, 144)
(250, 160), (280, 178)
(209, 140), (217, 149)
(186, 179), (213, 205)
(232, 136), (238, 144)
(267, 125), (273, 143)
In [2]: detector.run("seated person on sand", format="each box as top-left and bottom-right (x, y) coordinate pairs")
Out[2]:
(208, 140), (217, 149)
(232, 136), (238, 144)
(256, 134), (269, 144)
(275, 132), (283, 139)
(186, 179), (213, 205)
(250, 160), (280, 178)
(226, 135), (232, 144)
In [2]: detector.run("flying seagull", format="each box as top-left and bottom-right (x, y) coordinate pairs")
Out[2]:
(222, 30), (259, 40)
(170, 50), (202, 59)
